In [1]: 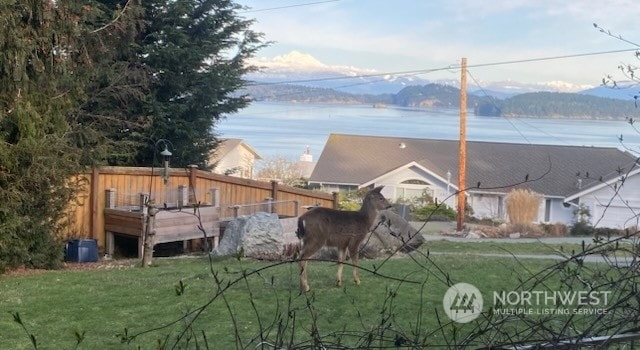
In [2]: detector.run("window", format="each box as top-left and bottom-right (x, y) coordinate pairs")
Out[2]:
(545, 199), (551, 222)
(397, 179), (432, 202)
(401, 179), (429, 185)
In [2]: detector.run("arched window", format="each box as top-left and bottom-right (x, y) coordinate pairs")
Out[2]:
(397, 179), (432, 202)
(401, 179), (429, 185)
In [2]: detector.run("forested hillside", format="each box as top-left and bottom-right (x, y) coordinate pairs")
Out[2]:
(474, 92), (638, 119)
(244, 83), (638, 119)
(242, 84), (393, 104)
(392, 84), (481, 108)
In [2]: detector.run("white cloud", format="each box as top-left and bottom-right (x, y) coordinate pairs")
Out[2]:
(239, 0), (640, 86)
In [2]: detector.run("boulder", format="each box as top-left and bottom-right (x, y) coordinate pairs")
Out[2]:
(211, 212), (284, 259)
(305, 210), (425, 260)
(364, 209), (425, 257)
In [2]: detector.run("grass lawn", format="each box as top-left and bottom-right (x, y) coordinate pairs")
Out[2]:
(423, 240), (586, 256)
(424, 238), (637, 261)
(0, 245), (624, 349)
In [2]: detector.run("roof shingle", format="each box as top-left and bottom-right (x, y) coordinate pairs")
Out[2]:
(309, 134), (638, 196)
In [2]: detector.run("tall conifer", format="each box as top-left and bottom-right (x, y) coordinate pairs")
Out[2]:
(134, 0), (266, 168)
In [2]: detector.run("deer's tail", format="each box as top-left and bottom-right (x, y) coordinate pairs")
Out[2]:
(296, 217), (305, 239)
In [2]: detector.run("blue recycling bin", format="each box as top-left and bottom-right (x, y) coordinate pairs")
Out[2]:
(65, 239), (98, 263)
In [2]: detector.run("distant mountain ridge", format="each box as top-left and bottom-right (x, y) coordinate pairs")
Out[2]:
(475, 91), (638, 119)
(244, 51), (639, 118)
(241, 83), (639, 120)
(247, 51), (598, 96)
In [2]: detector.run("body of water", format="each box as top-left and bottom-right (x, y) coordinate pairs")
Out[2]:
(217, 102), (640, 161)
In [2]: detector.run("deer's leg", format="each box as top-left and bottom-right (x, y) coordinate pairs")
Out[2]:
(299, 258), (309, 293)
(336, 247), (346, 287)
(348, 244), (361, 285)
(299, 240), (321, 292)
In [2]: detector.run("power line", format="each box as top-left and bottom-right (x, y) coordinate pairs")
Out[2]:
(463, 48), (638, 70)
(240, 0), (340, 14)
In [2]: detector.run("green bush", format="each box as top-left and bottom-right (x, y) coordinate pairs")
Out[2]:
(414, 203), (456, 221)
(594, 227), (622, 237)
(569, 204), (594, 236)
(569, 221), (594, 236)
(338, 189), (369, 211)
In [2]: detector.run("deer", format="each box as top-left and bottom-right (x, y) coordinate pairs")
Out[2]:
(296, 185), (392, 292)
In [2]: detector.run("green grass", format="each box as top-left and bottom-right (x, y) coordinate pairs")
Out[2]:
(1, 245), (629, 349)
(423, 240), (586, 256)
(0, 254), (566, 349)
(424, 239), (637, 260)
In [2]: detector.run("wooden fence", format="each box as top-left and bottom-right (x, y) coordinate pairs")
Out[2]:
(64, 166), (337, 250)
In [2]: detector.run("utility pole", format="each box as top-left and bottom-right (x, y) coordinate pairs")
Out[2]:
(457, 57), (467, 232)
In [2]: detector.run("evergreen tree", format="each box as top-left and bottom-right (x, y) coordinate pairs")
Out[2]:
(72, 0), (149, 166)
(134, 0), (266, 169)
(0, 0), (144, 271)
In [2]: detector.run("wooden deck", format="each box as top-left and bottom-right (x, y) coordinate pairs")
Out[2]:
(104, 206), (219, 257)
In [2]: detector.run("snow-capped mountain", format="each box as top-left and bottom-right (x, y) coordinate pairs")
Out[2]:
(246, 51), (596, 97)
(246, 51), (430, 94)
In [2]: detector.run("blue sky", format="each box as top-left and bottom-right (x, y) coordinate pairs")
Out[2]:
(236, 0), (640, 88)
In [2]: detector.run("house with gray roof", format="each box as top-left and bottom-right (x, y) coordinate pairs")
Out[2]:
(308, 134), (640, 229)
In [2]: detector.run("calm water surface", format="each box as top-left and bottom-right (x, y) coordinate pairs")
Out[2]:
(218, 102), (640, 160)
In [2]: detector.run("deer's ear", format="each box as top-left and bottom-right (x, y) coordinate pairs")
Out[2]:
(373, 185), (384, 193)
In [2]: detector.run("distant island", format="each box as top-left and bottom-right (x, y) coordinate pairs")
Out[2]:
(241, 83), (640, 120)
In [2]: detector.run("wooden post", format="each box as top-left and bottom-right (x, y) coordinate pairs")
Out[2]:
(457, 57), (468, 232)
(105, 188), (116, 257)
(139, 193), (149, 215)
(210, 188), (219, 207)
(90, 168), (100, 240)
(105, 188), (117, 209)
(332, 192), (339, 209)
(177, 185), (187, 209)
(265, 197), (273, 214)
(188, 164), (198, 204)
(270, 180), (278, 202)
(294, 200), (299, 217)
(141, 203), (159, 267)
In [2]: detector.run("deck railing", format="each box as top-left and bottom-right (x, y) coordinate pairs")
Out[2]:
(64, 166), (337, 249)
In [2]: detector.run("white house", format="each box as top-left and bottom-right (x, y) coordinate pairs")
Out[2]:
(209, 138), (262, 179)
(308, 133), (640, 229)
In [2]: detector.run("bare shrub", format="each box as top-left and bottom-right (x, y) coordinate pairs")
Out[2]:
(540, 222), (569, 236)
(506, 188), (542, 225)
(506, 223), (544, 237)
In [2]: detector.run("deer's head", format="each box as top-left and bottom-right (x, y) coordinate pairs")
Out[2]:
(366, 185), (392, 211)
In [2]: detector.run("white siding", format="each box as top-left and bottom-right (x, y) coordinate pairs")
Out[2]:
(469, 194), (504, 221)
(470, 195), (573, 225)
(578, 174), (640, 229)
(373, 165), (455, 208)
(213, 146), (257, 178)
(544, 198), (575, 225)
